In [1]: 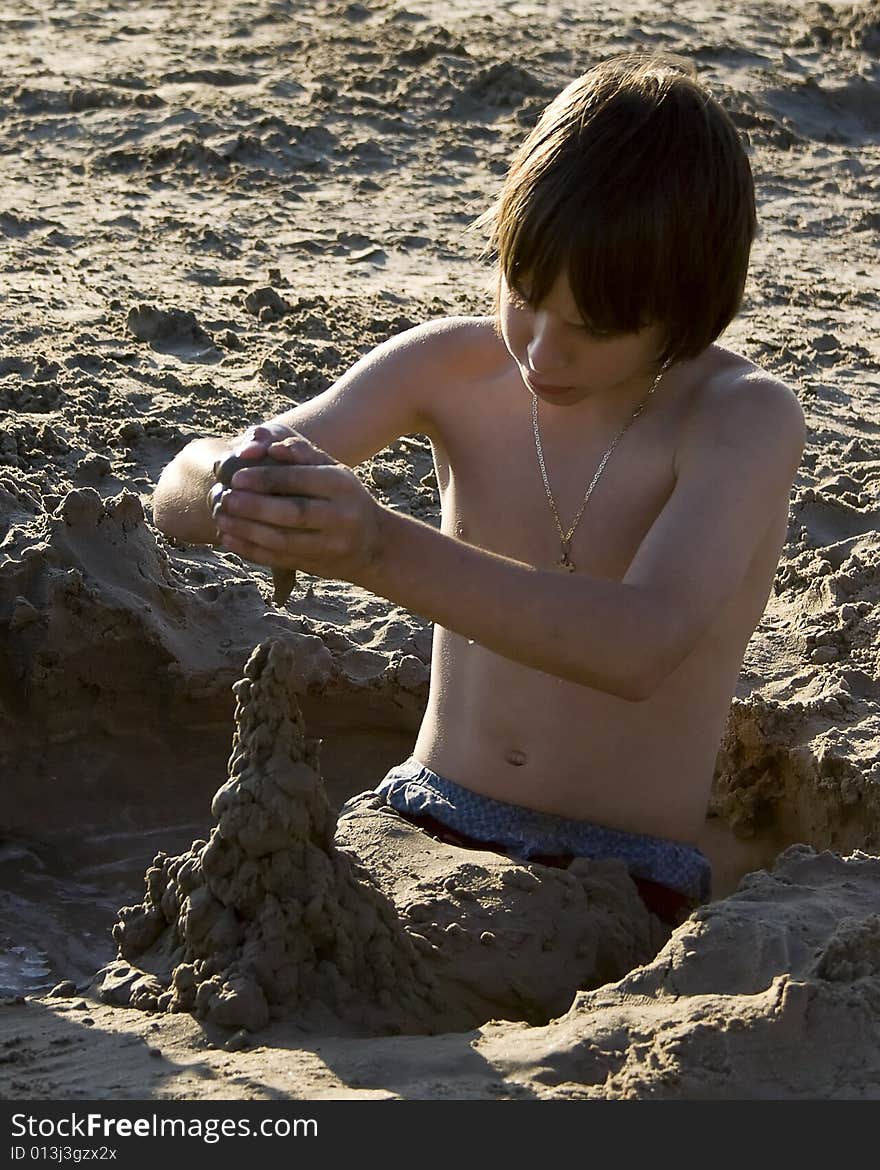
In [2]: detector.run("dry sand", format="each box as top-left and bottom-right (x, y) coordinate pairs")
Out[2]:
(0, 0), (878, 1099)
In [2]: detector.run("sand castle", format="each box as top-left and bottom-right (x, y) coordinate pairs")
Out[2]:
(98, 640), (443, 1034)
(98, 639), (667, 1036)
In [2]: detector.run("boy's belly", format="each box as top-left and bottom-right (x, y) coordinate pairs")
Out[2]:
(412, 627), (739, 845)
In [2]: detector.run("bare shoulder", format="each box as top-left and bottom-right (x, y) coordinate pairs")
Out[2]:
(678, 348), (806, 474)
(379, 315), (506, 436)
(389, 314), (503, 369)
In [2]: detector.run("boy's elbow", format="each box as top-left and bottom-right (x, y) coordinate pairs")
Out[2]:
(616, 672), (660, 703)
(613, 595), (691, 702)
(609, 660), (666, 702)
(152, 475), (210, 545)
(151, 491), (179, 539)
(151, 442), (222, 544)
(153, 500), (215, 546)
(151, 466), (179, 532)
(151, 490), (184, 541)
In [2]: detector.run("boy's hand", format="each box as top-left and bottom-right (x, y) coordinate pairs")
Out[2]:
(230, 421), (298, 460)
(210, 433), (385, 587)
(212, 445), (301, 604)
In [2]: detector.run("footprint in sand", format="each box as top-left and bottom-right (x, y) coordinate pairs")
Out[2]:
(126, 303), (221, 362)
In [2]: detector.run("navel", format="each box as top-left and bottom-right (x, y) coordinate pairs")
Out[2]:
(505, 748), (527, 767)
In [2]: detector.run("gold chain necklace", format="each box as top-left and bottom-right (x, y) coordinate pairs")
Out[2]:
(532, 361), (670, 571)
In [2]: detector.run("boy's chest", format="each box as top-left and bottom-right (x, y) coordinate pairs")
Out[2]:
(431, 393), (679, 581)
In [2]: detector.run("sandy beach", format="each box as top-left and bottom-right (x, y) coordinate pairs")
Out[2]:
(1, 0), (879, 1099)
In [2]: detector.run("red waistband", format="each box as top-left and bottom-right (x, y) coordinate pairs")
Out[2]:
(632, 876), (695, 927)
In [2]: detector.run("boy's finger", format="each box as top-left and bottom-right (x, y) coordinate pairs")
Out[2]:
(219, 526), (328, 567)
(268, 434), (337, 467)
(214, 452), (268, 488)
(207, 482), (227, 517)
(217, 487), (334, 529)
(231, 440), (265, 459)
(232, 431), (268, 457)
(228, 463), (338, 497)
(232, 423), (291, 457)
(214, 441), (325, 489)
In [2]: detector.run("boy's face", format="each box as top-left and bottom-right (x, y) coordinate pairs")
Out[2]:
(497, 271), (668, 409)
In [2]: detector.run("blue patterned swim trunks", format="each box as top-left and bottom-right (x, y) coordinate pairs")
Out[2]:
(374, 757), (712, 905)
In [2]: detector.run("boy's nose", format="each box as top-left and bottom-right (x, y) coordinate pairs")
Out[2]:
(527, 312), (567, 374)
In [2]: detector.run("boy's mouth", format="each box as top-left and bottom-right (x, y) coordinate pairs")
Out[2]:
(523, 368), (575, 396)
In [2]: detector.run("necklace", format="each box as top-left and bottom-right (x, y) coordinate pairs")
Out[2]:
(532, 361), (670, 571)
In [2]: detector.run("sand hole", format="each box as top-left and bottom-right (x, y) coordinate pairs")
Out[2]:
(2, 666), (816, 1015)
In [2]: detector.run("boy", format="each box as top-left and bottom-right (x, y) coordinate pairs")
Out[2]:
(153, 53), (805, 928)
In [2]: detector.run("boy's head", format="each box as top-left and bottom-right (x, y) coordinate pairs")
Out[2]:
(479, 53), (756, 366)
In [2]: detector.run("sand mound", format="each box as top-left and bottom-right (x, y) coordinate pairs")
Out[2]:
(98, 639), (442, 1035)
(127, 303), (221, 361)
(0, 485), (326, 747)
(97, 640), (669, 1037)
(472, 847), (880, 1099)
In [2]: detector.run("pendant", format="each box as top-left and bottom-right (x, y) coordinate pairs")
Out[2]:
(556, 540), (576, 572)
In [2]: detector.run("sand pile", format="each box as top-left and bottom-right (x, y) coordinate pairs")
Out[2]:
(0, 483), (342, 833)
(710, 468), (880, 871)
(466, 846), (880, 1099)
(98, 640), (442, 1035)
(98, 640), (667, 1037)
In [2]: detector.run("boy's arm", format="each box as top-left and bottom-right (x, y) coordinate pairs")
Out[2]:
(151, 317), (469, 544)
(212, 373), (805, 700)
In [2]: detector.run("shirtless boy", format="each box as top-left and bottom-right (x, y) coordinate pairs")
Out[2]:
(153, 54), (805, 927)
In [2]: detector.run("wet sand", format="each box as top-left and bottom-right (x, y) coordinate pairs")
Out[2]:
(1, 0), (879, 1099)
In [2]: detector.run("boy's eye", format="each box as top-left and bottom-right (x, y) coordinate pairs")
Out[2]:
(505, 281), (617, 339)
(557, 315), (611, 337)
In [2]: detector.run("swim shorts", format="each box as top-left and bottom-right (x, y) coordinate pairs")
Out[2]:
(372, 757), (711, 922)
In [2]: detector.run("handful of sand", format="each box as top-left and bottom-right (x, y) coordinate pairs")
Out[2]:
(213, 452), (298, 606)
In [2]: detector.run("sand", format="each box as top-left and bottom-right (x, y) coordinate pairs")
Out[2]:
(97, 639), (667, 1039)
(0, 0), (878, 1100)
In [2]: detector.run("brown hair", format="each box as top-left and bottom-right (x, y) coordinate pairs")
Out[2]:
(477, 53), (756, 365)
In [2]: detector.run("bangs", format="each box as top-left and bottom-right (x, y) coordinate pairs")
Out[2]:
(496, 175), (662, 337)
(480, 53), (756, 363)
